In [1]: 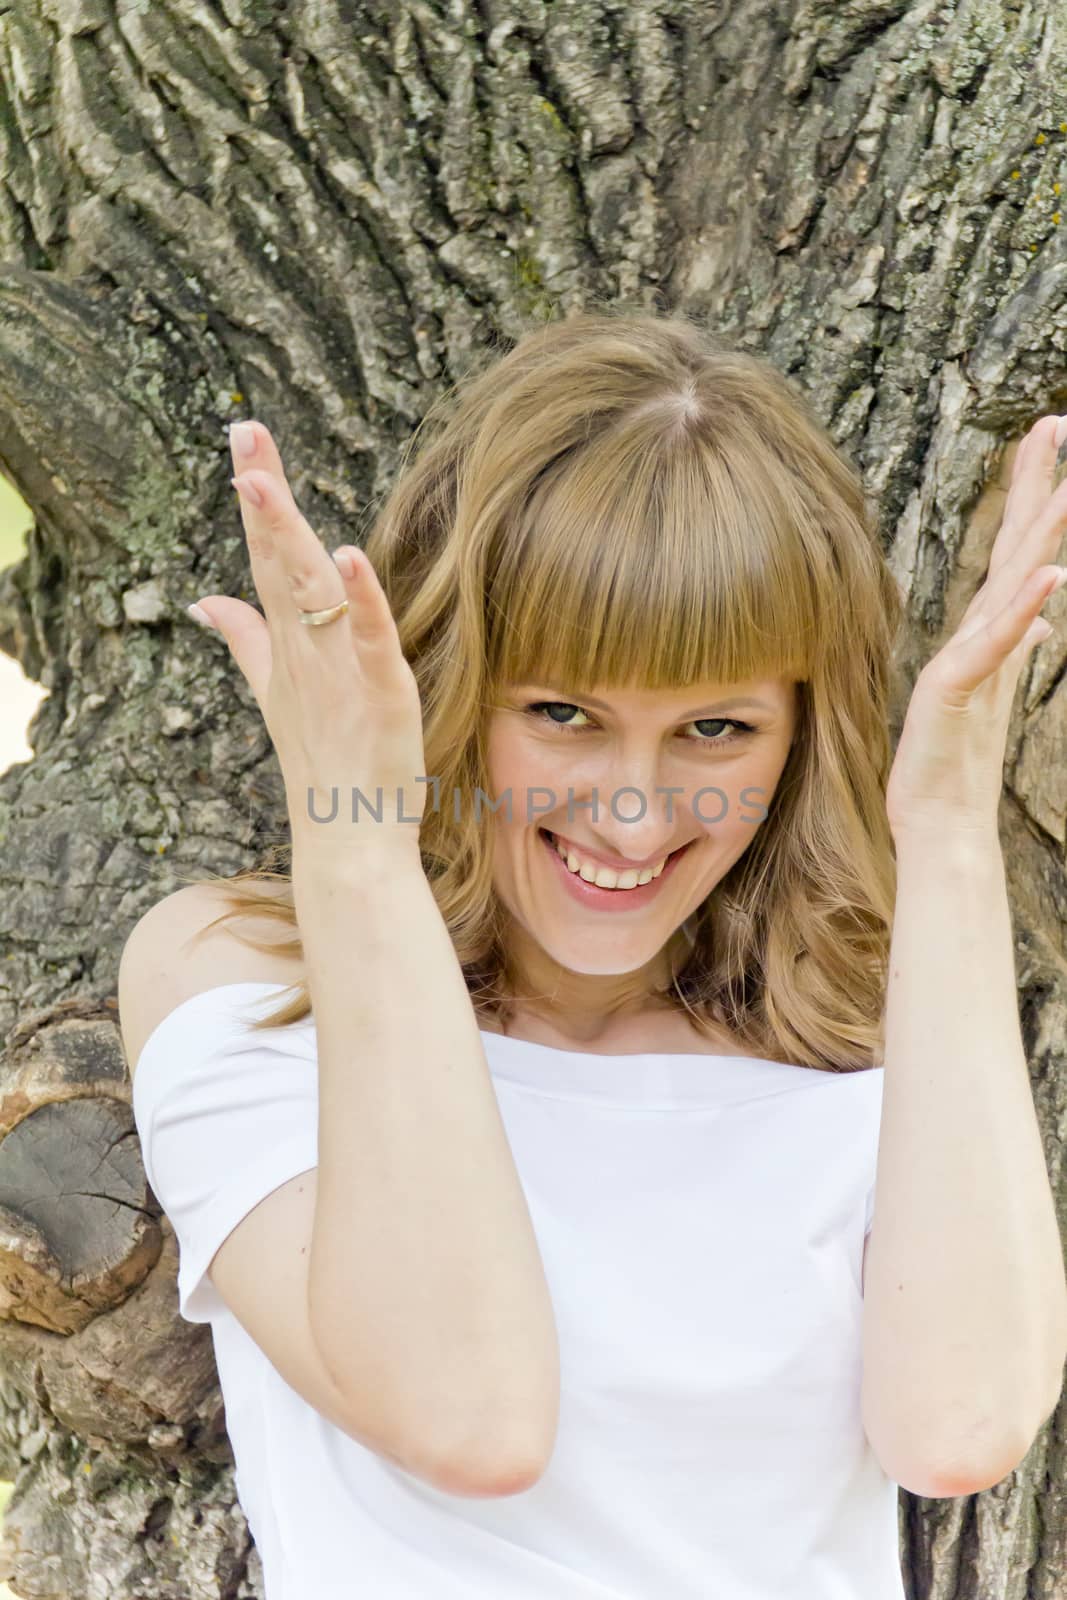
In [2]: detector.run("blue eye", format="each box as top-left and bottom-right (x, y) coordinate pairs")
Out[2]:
(522, 702), (757, 747)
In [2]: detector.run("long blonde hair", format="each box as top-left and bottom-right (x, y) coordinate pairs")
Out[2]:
(177, 305), (904, 1073)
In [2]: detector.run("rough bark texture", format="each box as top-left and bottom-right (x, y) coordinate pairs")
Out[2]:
(0, 1), (1064, 1595)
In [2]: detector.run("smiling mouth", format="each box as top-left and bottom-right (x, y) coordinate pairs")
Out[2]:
(538, 829), (694, 871)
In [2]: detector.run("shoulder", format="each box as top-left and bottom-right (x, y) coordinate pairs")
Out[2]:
(119, 879), (305, 1081)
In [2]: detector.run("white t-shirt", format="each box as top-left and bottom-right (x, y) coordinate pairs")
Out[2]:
(131, 980), (905, 1600)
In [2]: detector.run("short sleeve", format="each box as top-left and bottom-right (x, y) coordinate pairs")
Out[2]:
(864, 1180), (875, 1237)
(131, 982), (319, 1324)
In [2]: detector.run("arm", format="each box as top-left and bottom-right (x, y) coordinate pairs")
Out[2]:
(297, 833), (561, 1492)
(861, 827), (1067, 1496)
(196, 418), (559, 1491)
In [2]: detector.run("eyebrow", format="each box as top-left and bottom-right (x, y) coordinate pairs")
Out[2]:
(516, 685), (777, 718)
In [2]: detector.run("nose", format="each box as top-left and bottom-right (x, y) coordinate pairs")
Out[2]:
(567, 781), (685, 868)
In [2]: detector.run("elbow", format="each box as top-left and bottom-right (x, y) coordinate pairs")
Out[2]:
(873, 1421), (1041, 1500)
(431, 1391), (560, 1500)
(431, 1424), (555, 1499)
(434, 1448), (551, 1499)
(863, 1345), (1066, 1500)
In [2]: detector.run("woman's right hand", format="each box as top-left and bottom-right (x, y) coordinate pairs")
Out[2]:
(188, 419), (429, 853)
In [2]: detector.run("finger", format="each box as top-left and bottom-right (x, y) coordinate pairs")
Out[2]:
(990, 413), (1065, 576)
(966, 473), (1067, 632)
(187, 595), (273, 706)
(228, 419), (348, 630)
(941, 565), (1065, 701)
(1021, 615), (1054, 652)
(230, 468), (350, 646)
(331, 545), (413, 688)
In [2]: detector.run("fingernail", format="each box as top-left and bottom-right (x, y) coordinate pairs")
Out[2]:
(332, 547), (357, 578)
(1055, 416), (1067, 449)
(231, 474), (264, 508)
(1051, 567), (1067, 593)
(230, 421), (256, 458)
(187, 602), (216, 629)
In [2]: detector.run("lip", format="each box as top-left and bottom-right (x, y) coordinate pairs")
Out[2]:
(540, 828), (693, 911)
(545, 829), (684, 874)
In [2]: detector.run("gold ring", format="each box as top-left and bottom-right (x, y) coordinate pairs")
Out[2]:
(296, 598), (350, 628)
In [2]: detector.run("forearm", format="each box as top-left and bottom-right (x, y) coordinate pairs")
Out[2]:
(862, 829), (1067, 1488)
(296, 834), (560, 1478)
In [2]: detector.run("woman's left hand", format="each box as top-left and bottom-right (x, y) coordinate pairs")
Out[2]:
(886, 412), (1067, 839)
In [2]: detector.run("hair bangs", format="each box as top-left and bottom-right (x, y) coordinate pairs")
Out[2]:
(487, 410), (818, 697)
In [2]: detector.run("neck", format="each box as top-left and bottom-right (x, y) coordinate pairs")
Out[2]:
(499, 922), (696, 1039)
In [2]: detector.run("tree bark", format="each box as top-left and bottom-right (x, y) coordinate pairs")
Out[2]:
(0, 0), (1064, 1594)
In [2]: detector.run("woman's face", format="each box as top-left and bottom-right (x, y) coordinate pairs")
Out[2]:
(483, 675), (800, 1024)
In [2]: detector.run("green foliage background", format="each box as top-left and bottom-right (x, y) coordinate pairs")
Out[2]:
(0, 475), (30, 569)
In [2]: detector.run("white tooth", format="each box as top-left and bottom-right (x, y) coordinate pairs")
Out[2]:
(550, 832), (667, 889)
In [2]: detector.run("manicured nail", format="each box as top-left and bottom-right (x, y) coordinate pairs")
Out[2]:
(186, 602), (216, 629)
(230, 421), (256, 458)
(332, 547), (357, 578)
(231, 474), (264, 508)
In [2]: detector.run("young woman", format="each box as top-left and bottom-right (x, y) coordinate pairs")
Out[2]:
(120, 309), (1067, 1599)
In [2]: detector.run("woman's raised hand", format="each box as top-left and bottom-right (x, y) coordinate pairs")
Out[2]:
(188, 419), (428, 852)
(886, 412), (1067, 838)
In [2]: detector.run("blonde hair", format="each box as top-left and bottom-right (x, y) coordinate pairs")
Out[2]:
(177, 304), (905, 1072)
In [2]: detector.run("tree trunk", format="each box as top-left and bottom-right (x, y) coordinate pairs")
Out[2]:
(0, 1), (1063, 1594)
